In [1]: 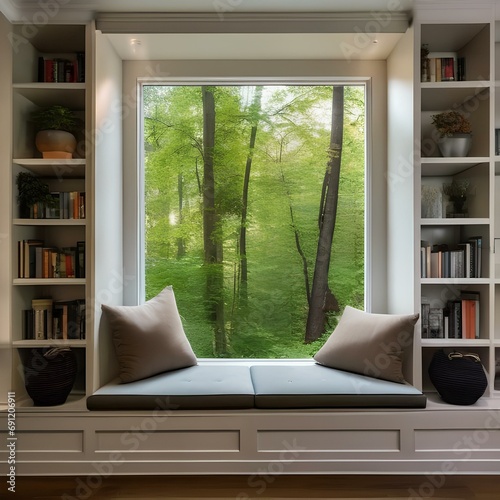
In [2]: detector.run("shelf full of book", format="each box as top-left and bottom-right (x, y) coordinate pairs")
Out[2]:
(416, 16), (496, 399)
(9, 23), (89, 410)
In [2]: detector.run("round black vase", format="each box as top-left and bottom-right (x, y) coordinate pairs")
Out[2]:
(24, 347), (77, 406)
(428, 349), (487, 405)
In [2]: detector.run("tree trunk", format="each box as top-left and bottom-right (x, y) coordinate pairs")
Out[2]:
(280, 169), (311, 305)
(239, 86), (263, 298)
(305, 86), (343, 343)
(202, 86), (227, 355)
(176, 173), (185, 258)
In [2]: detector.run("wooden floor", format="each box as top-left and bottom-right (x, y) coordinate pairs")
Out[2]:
(9, 474), (500, 499)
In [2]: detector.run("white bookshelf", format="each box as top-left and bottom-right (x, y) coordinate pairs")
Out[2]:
(8, 23), (90, 411)
(416, 16), (498, 397)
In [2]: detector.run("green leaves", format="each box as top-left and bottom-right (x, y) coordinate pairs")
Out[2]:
(143, 85), (365, 357)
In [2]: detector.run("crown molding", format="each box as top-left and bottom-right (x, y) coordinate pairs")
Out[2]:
(0, 0), (22, 22)
(96, 11), (410, 34)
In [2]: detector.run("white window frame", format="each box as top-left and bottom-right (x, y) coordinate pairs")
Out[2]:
(121, 62), (387, 315)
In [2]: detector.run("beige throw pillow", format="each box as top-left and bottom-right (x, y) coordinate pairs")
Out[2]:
(314, 306), (419, 383)
(101, 286), (197, 383)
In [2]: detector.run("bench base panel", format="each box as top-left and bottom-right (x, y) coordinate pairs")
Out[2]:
(3, 402), (500, 476)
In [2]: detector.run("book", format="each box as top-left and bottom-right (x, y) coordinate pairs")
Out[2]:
(468, 236), (482, 278)
(448, 300), (462, 339)
(18, 239), (44, 278)
(427, 52), (457, 82)
(53, 299), (85, 340)
(22, 309), (34, 340)
(38, 56), (79, 83)
(421, 240), (431, 278)
(32, 298), (53, 340)
(76, 241), (85, 278)
(461, 291), (480, 339)
(421, 299), (430, 338)
(429, 308), (444, 338)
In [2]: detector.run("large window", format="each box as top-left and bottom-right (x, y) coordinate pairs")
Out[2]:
(141, 83), (365, 358)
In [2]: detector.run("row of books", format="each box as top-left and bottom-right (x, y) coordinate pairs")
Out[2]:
(421, 291), (480, 339)
(18, 240), (85, 279)
(24, 298), (85, 340)
(27, 191), (85, 220)
(37, 53), (85, 83)
(423, 55), (466, 82)
(420, 237), (482, 279)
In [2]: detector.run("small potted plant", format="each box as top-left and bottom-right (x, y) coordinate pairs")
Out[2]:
(16, 172), (55, 218)
(441, 178), (470, 217)
(431, 110), (472, 157)
(30, 105), (78, 159)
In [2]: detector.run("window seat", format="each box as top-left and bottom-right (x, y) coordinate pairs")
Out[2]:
(86, 360), (426, 410)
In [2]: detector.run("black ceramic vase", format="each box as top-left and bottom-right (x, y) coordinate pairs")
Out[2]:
(24, 347), (77, 406)
(428, 349), (487, 405)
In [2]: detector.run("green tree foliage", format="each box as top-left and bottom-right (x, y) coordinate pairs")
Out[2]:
(143, 84), (365, 358)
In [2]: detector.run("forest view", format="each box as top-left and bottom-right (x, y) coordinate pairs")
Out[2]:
(142, 84), (365, 358)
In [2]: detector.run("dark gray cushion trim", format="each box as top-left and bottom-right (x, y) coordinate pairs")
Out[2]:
(87, 394), (255, 410)
(254, 394), (426, 409)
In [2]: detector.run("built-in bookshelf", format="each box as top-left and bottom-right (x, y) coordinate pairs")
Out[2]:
(417, 19), (498, 397)
(10, 24), (89, 409)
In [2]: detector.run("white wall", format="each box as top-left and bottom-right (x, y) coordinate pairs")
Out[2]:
(121, 58), (388, 312)
(0, 12), (13, 405)
(386, 26), (415, 384)
(92, 31), (123, 388)
(386, 27), (415, 313)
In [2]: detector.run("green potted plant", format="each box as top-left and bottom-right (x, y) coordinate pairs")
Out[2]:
(16, 172), (55, 218)
(441, 178), (470, 217)
(431, 110), (472, 157)
(30, 105), (78, 159)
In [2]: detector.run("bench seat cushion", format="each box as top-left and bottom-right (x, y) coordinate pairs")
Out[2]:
(250, 363), (426, 409)
(86, 365), (255, 410)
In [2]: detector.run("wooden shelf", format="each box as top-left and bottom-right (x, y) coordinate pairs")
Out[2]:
(421, 278), (490, 285)
(13, 83), (85, 109)
(421, 339), (490, 347)
(13, 278), (86, 285)
(420, 217), (489, 225)
(421, 157), (489, 176)
(13, 218), (86, 226)
(13, 339), (86, 348)
(13, 393), (88, 413)
(13, 158), (85, 178)
(421, 85), (490, 111)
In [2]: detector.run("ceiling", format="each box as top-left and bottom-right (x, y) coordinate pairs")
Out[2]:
(1, 0), (414, 61)
(105, 32), (404, 61)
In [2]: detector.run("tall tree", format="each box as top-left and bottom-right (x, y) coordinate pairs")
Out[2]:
(202, 86), (227, 355)
(305, 86), (343, 343)
(239, 85), (263, 297)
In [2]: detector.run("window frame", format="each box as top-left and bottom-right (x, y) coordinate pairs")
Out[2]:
(121, 63), (386, 316)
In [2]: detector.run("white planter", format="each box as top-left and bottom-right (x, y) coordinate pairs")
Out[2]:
(437, 134), (472, 157)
